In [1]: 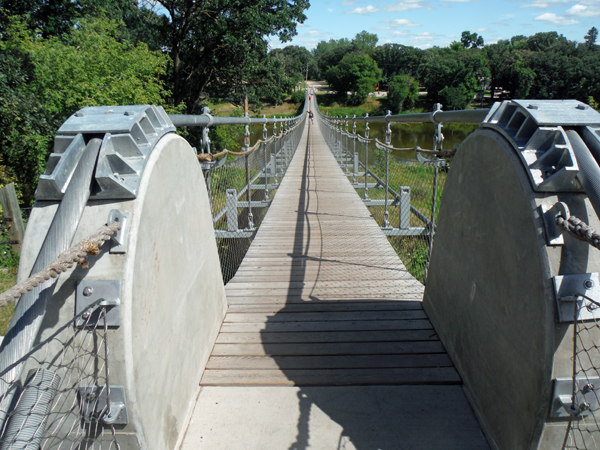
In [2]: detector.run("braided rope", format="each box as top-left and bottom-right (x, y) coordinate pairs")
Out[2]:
(0, 221), (122, 308)
(556, 214), (600, 250)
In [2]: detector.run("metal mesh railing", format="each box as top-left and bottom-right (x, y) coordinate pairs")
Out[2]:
(203, 118), (307, 283)
(318, 116), (448, 284)
(0, 302), (119, 449)
(561, 297), (600, 449)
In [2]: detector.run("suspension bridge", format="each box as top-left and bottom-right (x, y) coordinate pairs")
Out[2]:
(0, 88), (599, 449)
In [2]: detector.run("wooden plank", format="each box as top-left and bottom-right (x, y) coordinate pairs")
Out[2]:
(225, 280), (422, 290)
(220, 319), (434, 333)
(0, 183), (25, 254)
(200, 367), (461, 386)
(206, 353), (454, 370)
(224, 310), (428, 323)
(211, 341), (446, 356)
(226, 295), (424, 305)
(216, 329), (439, 344)
(225, 286), (424, 297)
(226, 301), (423, 313)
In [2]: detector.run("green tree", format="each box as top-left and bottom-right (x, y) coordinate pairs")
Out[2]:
(325, 52), (382, 105)
(439, 85), (470, 109)
(372, 43), (423, 79)
(0, 0), (80, 38)
(314, 38), (354, 77)
(158, 0), (309, 113)
(0, 17), (169, 204)
(585, 27), (598, 48)
(353, 31), (378, 55)
(419, 47), (488, 106)
(461, 31), (484, 49)
(387, 74), (419, 113)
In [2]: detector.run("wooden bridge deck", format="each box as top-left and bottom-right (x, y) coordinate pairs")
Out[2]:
(200, 117), (460, 387)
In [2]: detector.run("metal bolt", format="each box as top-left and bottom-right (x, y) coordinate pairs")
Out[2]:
(581, 401), (591, 411)
(587, 303), (599, 312)
(584, 279), (595, 289)
(83, 286), (93, 297)
(583, 383), (595, 394)
(82, 311), (91, 319)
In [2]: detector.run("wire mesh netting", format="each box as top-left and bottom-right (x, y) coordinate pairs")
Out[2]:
(318, 118), (447, 284)
(564, 300), (600, 449)
(206, 118), (306, 283)
(0, 302), (119, 449)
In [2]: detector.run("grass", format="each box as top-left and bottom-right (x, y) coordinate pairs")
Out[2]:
(0, 267), (16, 335)
(205, 95), (305, 119)
(344, 146), (446, 284)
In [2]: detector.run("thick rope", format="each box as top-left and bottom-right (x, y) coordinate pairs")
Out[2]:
(373, 138), (456, 157)
(196, 128), (295, 162)
(556, 214), (600, 250)
(0, 221), (122, 308)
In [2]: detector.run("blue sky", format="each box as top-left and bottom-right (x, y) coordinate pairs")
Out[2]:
(270, 0), (600, 49)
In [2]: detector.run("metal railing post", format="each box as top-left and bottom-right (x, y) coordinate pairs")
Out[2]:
(399, 187), (411, 229)
(352, 116), (357, 184)
(263, 116), (269, 200)
(226, 189), (239, 232)
(244, 113), (253, 229)
(364, 114), (370, 200)
(384, 110), (392, 228)
(426, 103), (444, 280)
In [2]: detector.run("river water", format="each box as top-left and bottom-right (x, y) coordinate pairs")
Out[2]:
(245, 121), (479, 159)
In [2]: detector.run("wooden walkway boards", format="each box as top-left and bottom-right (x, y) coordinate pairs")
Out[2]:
(200, 118), (460, 387)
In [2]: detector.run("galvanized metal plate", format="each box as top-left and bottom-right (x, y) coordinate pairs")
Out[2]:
(511, 100), (600, 126)
(79, 385), (128, 425)
(108, 210), (131, 254)
(76, 280), (121, 327)
(553, 273), (600, 322)
(59, 105), (173, 135)
(551, 377), (600, 417)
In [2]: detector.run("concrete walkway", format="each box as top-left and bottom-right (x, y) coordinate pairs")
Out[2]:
(180, 106), (489, 449)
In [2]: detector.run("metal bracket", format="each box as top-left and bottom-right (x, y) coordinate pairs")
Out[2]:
(108, 210), (131, 254)
(551, 377), (599, 417)
(199, 154), (227, 171)
(480, 100), (600, 193)
(540, 201), (570, 246)
(417, 153), (447, 167)
(76, 280), (122, 327)
(79, 385), (128, 425)
(37, 105), (175, 201)
(553, 273), (600, 322)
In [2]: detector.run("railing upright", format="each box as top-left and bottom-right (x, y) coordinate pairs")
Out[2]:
(364, 114), (370, 200)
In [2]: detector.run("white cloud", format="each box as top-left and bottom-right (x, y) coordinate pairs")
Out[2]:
(534, 12), (580, 24)
(307, 29), (331, 35)
(374, 26), (393, 29)
(386, 4), (422, 10)
(476, 28), (487, 32)
(384, 1), (424, 11)
(415, 32), (435, 39)
(328, 8), (335, 12)
(344, 5), (381, 13)
(391, 18), (420, 26)
(391, 30), (410, 35)
(566, 3), (600, 16)
(340, 0), (359, 4)
(521, 0), (569, 8)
